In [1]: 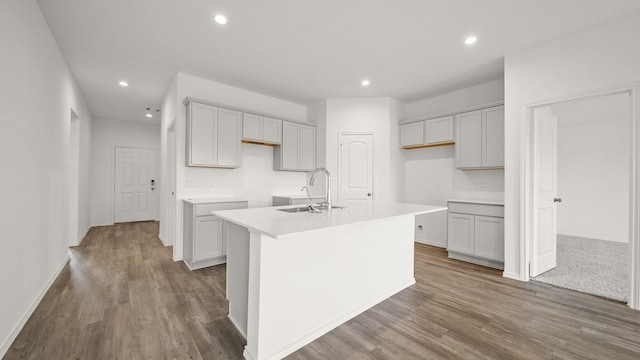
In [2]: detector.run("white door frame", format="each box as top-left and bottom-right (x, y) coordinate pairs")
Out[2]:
(166, 120), (177, 247)
(113, 146), (157, 223)
(521, 83), (640, 310)
(337, 132), (374, 203)
(68, 108), (80, 246)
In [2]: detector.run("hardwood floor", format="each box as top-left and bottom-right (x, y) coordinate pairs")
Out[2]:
(5, 221), (640, 359)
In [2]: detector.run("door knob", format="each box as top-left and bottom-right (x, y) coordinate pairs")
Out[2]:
(554, 197), (562, 203)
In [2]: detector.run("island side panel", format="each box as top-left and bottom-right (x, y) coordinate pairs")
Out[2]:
(245, 215), (415, 360)
(226, 221), (250, 338)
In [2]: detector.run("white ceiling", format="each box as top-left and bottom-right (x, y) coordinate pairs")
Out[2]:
(37, 0), (640, 123)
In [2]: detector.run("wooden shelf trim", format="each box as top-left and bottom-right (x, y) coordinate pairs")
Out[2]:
(241, 139), (279, 147)
(401, 141), (455, 150)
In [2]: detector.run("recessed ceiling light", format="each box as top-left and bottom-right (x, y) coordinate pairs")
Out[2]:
(214, 14), (228, 25)
(464, 36), (477, 45)
(146, 113), (153, 118)
(118, 81), (129, 87)
(361, 80), (370, 87)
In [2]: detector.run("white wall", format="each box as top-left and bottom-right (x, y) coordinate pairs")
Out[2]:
(553, 93), (630, 242)
(165, 73), (310, 260)
(405, 79), (504, 119)
(0, 0), (93, 356)
(324, 97), (397, 203)
(504, 12), (640, 280)
(403, 80), (505, 246)
(90, 118), (161, 226)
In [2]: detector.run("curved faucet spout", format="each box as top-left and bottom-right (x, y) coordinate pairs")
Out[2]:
(309, 167), (332, 210)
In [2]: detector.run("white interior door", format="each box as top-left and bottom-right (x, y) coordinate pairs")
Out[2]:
(531, 107), (558, 277)
(339, 134), (373, 204)
(114, 147), (156, 223)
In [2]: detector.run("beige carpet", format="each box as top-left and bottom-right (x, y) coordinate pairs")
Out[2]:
(531, 235), (628, 303)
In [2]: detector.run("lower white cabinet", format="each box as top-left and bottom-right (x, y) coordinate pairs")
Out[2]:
(183, 199), (248, 270)
(447, 200), (504, 269)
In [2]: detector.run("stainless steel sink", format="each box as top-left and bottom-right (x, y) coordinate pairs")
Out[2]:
(277, 206), (312, 213)
(277, 205), (346, 213)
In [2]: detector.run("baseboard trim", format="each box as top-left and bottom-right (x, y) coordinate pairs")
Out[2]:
(228, 314), (247, 339)
(503, 271), (523, 281)
(414, 239), (447, 248)
(0, 253), (70, 358)
(448, 252), (504, 270)
(69, 226), (91, 247)
(158, 233), (168, 246)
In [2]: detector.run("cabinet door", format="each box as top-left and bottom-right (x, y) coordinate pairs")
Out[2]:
(474, 216), (504, 261)
(447, 213), (474, 255)
(194, 216), (224, 261)
(482, 106), (505, 167)
(281, 121), (299, 169)
(262, 117), (282, 144)
(455, 110), (482, 168)
(425, 116), (454, 144)
(243, 113), (263, 141)
(400, 122), (425, 147)
(298, 125), (316, 170)
(217, 108), (242, 167)
(189, 102), (217, 166)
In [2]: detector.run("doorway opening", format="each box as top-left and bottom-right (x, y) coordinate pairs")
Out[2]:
(523, 84), (640, 309)
(68, 109), (80, 246)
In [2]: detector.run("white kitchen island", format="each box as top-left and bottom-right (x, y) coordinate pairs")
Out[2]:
(212, 202), (446, 360)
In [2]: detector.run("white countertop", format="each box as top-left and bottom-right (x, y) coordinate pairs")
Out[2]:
(212, 202), (447, 239)
(446, 198), (504, 206)
(183, 197), (248, 205)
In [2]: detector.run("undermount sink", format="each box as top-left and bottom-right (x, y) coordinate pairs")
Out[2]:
(277, 204), (346, 213)
(277, 206), (312, 213)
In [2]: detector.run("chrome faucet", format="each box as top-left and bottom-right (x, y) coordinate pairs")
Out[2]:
(300, 186), (313, 204)
(309, 167), (332, 210)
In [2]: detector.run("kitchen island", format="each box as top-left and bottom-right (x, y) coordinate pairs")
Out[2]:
(213, 202), (446, 360)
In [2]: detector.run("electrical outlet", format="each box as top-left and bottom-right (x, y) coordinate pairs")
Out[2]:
(478, 184), (488, 190)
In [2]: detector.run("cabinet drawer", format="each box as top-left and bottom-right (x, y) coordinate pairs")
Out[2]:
(447, 202), (503, 217)
(195, 201), (248, 216)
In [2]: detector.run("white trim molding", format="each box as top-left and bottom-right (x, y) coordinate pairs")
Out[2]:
(69, 226), (91, 247)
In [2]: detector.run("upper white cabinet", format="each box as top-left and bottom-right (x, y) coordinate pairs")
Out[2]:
(274, 121), (316, 171)
(481, 106), (505, 168)
(455, 105), (504, 169)
(400, 121), (425, 148)
(400, 116), (454, 149)
(425, 116), (454, 144)
(455, 110), (482, 168)
(186, 101), (242, 168)
(243, 113), (282, 145)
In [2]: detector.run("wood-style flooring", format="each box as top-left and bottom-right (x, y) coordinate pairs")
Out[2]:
(4, 221), (640, 360)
